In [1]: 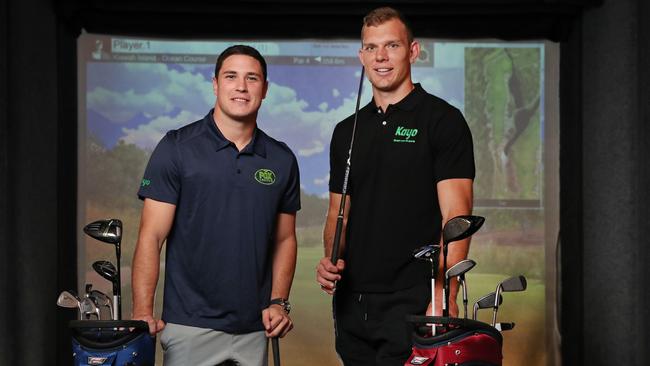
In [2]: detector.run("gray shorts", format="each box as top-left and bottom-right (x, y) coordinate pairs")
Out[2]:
(160, 323), (268, 366)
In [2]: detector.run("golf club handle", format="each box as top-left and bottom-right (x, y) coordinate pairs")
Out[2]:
(330, 217), (345, 263)
(272, 337), (280, 366)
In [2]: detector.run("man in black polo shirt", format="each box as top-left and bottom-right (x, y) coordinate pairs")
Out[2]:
(316, 7), (475, 365)
(132, 45), (300, 365)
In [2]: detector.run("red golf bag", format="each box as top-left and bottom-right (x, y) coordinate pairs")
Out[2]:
(404, 316), (502, 366)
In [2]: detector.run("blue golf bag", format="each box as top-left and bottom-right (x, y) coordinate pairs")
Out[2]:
(69, 320), (155, 366)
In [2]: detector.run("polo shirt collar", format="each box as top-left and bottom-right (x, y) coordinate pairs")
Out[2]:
(370, 83), (425, 114)
(204, 109), (267, 158)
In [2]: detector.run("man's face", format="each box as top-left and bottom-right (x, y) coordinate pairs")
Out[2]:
(359, 18), (419, 93)
(213, 54), (268, 121)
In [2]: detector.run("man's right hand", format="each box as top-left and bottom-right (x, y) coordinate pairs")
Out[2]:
(316, 257), (345, 295)
(134, 314), (166, 336)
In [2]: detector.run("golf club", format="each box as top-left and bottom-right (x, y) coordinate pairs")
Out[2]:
(494, 322), (515, 332)
(330, 67), (364, 265)
(57, 290), (83, 320)
(89, 289), (114, 320)
(80, 297), (101, 320)
(441, 215), (485, 317)
(473, 291), (503, 321)
(445, 259), (476, 318)
(413, 244), (441, 334)
(84, 219), (122, 319)
(492, 275), (527, 326)
(93, 260), (119, 320)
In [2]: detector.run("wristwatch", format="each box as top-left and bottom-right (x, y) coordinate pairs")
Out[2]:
(270, 298), (291, 314)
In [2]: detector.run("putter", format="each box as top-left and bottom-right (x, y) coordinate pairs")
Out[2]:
(413, 244), (441, 334)
(57, 290), (83, 320)
(89, 289), (114, 320)
(441, 216), (485, 317)
(473, 291), (503, 321)
(492, 275), (527, 326)
(494, 322), (515, 332)
(445, 259), (476, 318)
(84, 219), (122, 319)
(93, 260), (119, 320)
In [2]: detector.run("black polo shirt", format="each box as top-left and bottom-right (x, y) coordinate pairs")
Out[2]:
(329, 84), (475, 292)
(138, 110), (300, 333)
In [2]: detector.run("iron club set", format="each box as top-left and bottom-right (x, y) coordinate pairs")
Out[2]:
(441, 215), (485, 317)
(445, 259), (476, 319)
(492, 275), (527, 326)
(85, 219), (122, 319)
(93, 260), (119, 320)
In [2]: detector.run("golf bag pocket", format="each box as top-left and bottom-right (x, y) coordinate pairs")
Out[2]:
(70, 320), (155, 366)
(405, 316), (502, 366)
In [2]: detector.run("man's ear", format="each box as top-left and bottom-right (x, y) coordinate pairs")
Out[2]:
(212, 76), (219, 97)
(409, 41), (420, 64)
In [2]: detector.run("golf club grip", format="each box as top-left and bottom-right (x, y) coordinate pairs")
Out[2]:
(330, 217), (344, 263)
(272, 337), (280, 366)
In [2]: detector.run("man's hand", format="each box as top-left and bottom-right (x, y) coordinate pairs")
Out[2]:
(262, 305), (293, 338)
(316, 257), (345, 295)
(133, 314), (166, 336)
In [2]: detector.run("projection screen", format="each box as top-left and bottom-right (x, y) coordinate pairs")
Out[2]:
(77, 34), (559, 365)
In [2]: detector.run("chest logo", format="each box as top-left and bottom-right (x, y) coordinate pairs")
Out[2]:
(254, 169), (276, 185)
(394, 126), (418, 143)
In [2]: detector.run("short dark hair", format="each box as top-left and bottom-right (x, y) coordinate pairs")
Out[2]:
(214, 45), (267, 81)
(362, 7), (414, 44)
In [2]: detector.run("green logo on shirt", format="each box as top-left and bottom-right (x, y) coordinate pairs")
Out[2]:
(141, 178), (151, 187)
(393, 126), (418, 143)
(254, 169), (276, 185)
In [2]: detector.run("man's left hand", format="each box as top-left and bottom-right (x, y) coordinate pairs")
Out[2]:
(262, 305), (293, 338)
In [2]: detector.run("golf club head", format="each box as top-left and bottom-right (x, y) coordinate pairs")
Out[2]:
(445, 259), (477, 280)
(495, 322), (516, 331)
(473, 291), (503, 320)
(499, 275), (528, 292)
(80, 297), (100, 320)
(93, 260), (117, 284)
(83, 219), (122, 244)
(57, 290), (80, 309)
(89, 289), (114, 320)
(412, 244), (440, 261)
(442, 215), (485, 245)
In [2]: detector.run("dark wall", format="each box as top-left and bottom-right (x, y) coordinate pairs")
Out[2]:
(2, 0), (649, 365)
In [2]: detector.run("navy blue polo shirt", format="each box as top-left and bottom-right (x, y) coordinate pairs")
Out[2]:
(138, 110), (300, 333)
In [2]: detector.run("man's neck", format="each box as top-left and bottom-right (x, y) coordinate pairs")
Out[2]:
(373, 81), (415, 113)
(213, 107), (256, 151)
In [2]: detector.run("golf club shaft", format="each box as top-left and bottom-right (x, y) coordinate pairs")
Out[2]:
(430, 278), (436, 335)
(330, 67), (364, 264)
(116, 243), (122, 320)
(461, 277), (468, 319)
(272, 337), (280, 366)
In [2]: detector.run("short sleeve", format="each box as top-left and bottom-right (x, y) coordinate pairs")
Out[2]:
(279, 153), (301, 213)
(137, 132), (181, 204)
(328, 122), (348, 194)
(430, 108), (476, 183)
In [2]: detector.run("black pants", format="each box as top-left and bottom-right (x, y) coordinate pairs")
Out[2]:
(334, 283), (430, 366)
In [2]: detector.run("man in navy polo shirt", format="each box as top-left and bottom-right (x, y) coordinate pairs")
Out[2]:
(316, 7), (476, 365)
(132, 45), (300, 365)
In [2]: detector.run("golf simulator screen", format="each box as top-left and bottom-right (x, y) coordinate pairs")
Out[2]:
(77, 34), (559, 366)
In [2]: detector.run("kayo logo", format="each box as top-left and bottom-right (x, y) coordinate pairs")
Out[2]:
(394, 126), (418, 143)
(254, 169), (276, 185)
(141, 178), (151, 187)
